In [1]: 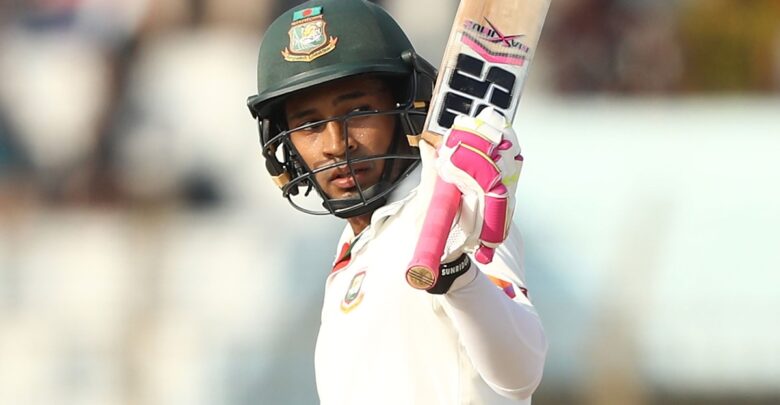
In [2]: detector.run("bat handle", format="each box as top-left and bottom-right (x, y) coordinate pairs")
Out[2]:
(406, 178), (462, 290)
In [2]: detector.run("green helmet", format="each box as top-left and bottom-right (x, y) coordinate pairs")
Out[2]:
(247, 0), (436, 218)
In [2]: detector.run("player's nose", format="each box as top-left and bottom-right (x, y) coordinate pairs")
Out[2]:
(322, 120), (356, 157)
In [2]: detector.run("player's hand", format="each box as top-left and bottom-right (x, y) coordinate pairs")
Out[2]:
(435, 107), (523, 264)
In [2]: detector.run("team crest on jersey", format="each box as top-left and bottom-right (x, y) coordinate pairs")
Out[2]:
(282, 12), (339, 63)
(340, 271), (366, 313)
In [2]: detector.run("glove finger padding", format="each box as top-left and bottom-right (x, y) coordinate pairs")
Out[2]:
(436, 107), (523, 264)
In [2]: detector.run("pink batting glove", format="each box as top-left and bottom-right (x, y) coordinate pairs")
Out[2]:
(436, 107), (523, 264)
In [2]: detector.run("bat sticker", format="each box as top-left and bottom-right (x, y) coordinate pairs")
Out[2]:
(405, 0), (551, 290)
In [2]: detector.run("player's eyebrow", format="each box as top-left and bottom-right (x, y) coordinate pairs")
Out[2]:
(287, 90), (375, 123)
(287, 108), (317, 123)
(332, 90), (369, 106)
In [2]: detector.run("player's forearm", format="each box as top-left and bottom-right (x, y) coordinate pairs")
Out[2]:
(441, 269), (547, 399)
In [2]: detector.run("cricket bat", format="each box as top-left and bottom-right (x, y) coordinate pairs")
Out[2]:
(405, 0), (551, 290)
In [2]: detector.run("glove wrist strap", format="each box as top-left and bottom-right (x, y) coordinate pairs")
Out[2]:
(427, 253), (472, 295)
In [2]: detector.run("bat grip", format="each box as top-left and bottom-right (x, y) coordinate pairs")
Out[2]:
(406, 178), (461, 290)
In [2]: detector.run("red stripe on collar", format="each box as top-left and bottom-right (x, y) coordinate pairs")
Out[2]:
(332, 242), (352, 273)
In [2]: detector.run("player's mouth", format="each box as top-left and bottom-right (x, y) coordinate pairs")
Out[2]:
(328, 164), (373, 190)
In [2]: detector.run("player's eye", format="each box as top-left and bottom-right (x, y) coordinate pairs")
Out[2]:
(297, 120), (326, 133)
(350, 105), (373, 113)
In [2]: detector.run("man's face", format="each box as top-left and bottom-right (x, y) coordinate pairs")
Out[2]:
(285, 76), (397, 200)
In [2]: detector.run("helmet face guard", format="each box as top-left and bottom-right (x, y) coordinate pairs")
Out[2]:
(255, 64), (434, 218)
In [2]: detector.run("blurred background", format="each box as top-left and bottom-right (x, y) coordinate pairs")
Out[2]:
(0, 0), (778, 404)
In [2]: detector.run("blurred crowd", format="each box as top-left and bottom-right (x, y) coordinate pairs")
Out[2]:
(543, 0), (780, 94)
(0, 0), (778, 209)
(0, 0), (273, 210)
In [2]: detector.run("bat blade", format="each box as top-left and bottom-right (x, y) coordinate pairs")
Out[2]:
(406, 0), (551, 290)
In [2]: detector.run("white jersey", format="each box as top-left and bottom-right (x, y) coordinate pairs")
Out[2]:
(315, 166), (547, 405)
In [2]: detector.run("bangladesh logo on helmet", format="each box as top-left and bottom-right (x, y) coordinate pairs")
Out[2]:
(282, 8), (339, 63)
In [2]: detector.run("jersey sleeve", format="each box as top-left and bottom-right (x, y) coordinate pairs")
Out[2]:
(438, 224), (548, 400)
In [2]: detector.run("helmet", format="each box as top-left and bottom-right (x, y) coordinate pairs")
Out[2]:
(247, 0), (436, 218)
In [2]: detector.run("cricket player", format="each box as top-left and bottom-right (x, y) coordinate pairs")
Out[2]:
(247, 0), (547, 403)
